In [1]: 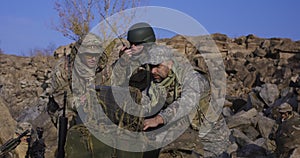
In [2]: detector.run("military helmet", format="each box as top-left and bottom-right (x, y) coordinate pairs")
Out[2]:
(127, 22), (156, 44)
(143, 45), (173, 65)
(78, 33), (103, 55)
(15, 122), (33, 136)
(278, 103), (293, 113)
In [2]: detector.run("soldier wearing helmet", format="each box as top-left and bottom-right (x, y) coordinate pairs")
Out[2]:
(275, 102), (300, 157)
(278, 102), (294, 122)
(48, 32), (107, 127)
(47, 32), (110, 158)
(124, 22), (156, 57)
(72, 33), (104, 102)
(112, 22), (156, 91)
(65, 32), (147, 158)
(138, 45), (231, 158)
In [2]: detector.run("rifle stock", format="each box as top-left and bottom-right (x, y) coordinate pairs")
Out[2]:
(57, 91), (68, 158)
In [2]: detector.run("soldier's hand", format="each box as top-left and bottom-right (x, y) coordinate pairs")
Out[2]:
(119, 46), (130, 57)
(122, 47), (134, 57)
(143, 115), (164, 131)
(120, 45), (144, 57)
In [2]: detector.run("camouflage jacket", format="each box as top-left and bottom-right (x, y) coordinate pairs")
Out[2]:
(112, 44), (211, 125)
(49, 53), (105, 127)
(142, 62), (210, 126)
(110, 44), (154, 91)
(276, 112), (300, 152)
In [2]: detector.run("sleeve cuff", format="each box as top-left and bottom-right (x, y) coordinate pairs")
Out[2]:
(158, 113), (168, 124)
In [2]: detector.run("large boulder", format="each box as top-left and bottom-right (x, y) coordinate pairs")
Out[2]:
(0, 97), (16, 143)
(259, 83), (280, 106)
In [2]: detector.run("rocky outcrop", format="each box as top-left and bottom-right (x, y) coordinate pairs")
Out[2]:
(0, 33), (300, 157)
(0, 54), (55, 119)
(0, 97), (16, 143)
(156, 34), (300, 157)
(159, 34), (300, 99)
(0, 54), (57, 157)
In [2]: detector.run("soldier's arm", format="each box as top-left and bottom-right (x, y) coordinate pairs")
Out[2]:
(51, 58), (70, 92)
(111, 53), (143, 86)
(110, 52), (131, 86)
(159, 72), (210, 124)
(47, 58), (68, 127)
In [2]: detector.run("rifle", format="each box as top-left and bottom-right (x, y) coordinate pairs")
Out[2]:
(0, 129), (30, 156)
(56, 91), (68, 158)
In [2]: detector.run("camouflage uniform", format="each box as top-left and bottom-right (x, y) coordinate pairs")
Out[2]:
(50, 33), (146, 158)
(197, 116), (231, 158)
(49, 56), (76, 127)
(48, 34), (113, 157)
(111, 43), (153, 91)
(113, 45), (230, 157)
(275, 103), (300, 158)
(49, 34), (108, 128)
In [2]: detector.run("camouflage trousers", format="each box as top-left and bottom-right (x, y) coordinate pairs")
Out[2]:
(146, 117), (204, 158)
(198, 116), (231, 158)
(146, 116), (230, 158)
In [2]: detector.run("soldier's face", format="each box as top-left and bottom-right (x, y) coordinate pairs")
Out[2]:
(151, 62), (171, 83)
(82, 53), (99, 68)
(129, 44), (144, 55)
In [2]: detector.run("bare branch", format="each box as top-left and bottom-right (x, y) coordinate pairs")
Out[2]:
(53, 0), (146, 42)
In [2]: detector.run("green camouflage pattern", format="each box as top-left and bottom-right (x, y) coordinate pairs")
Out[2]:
(141, 45), (229, 157)
(65, 84), (152, 157)
(141, 68), (210, 157)
(49, 32), (110, 125)
(110, 43), (153, 89)
(50, 37), (229, 157)
(65, 124), (144, 158)
(199, 116), (231, 157)
(96, 85), (144, 131)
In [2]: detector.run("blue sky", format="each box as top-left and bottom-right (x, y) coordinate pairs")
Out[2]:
(0, 0), (299, 55)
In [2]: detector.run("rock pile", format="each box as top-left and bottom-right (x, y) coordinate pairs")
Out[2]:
(157, 34), (300, 157)
(0, 33), (300, 157)
(0, 54), (57, 157)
